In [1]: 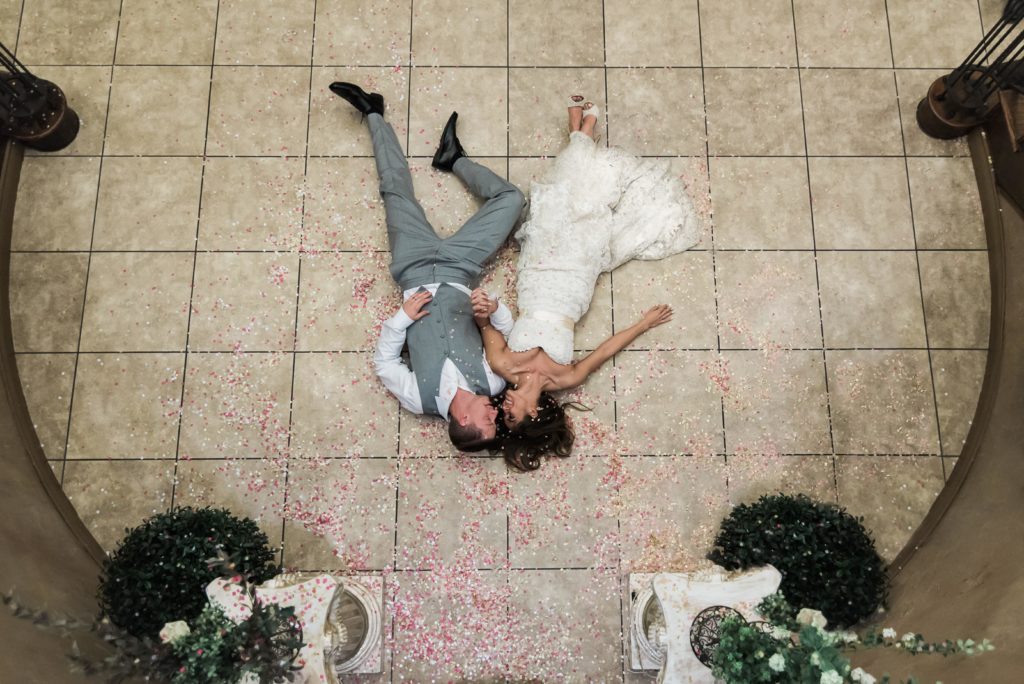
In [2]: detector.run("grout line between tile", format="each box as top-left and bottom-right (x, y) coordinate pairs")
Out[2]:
(884, 0), (946, 461)
(57, 0), (126, 487)
(788, 0), (837, 469)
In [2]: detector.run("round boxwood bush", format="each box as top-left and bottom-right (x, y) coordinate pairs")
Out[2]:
(707, 494), (887, 628)
(98, 507), (278, 638)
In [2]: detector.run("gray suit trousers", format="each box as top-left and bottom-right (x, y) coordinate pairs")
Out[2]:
(366, 113), (525, 291)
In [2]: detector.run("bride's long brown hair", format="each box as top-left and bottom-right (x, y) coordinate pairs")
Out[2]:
(491, 390), (589, 471)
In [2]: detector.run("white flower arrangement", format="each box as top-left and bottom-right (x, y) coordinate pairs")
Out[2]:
(767, 653), (786, 672)
(158, 620), (190, 644)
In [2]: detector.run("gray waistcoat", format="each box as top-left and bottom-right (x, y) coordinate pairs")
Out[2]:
(406, 284), (491, 416)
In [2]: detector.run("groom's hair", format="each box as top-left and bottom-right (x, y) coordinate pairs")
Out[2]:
(448, 420), (493, 452)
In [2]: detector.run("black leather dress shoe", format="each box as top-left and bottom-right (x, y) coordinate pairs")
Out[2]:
(431, 112), (466, 172)
(328, 81), (385, 119)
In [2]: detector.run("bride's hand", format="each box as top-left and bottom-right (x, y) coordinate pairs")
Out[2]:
(470, 288), (498, 318)
(638, 304), (673, 331)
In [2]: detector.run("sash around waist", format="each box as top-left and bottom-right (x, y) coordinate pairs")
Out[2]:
(519, 310), (575, 331)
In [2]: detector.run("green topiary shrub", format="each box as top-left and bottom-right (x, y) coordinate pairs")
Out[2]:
(708, 494), (887, 628)
(98, 507), (278, 638)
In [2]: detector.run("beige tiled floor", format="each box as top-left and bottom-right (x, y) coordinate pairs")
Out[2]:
(8, 1), (992, 680)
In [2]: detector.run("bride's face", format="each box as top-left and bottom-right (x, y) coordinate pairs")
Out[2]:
(501, 388), (538, 429)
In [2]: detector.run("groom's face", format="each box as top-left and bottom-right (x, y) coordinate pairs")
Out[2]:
(463, 394), (499, 439)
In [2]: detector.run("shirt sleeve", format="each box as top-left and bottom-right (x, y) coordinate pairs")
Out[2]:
(490, 298), (514, 338)
(373, 309), (423, 414)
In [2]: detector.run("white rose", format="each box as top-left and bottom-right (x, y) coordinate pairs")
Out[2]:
(158, 620), (190, 644)
(881, 627), (897, 639)
(902, 632), (917, 645)
(796, 608), (828, 630)
(820, 671), (843, 684)
(810, 652), (820, 666)
(768, 653), (786, 672)
(838, 630), (859, 644)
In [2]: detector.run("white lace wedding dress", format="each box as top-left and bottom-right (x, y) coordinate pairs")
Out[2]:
(508, 132), (700, 364)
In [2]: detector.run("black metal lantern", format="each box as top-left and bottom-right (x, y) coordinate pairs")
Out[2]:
(689, 605), (744, 667)
(0, 41), (79, 151)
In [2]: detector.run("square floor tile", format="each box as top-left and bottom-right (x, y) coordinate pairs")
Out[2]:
(105, 66), (210, 155)
(412, 0), (507, 66)
(18, 0), (120, 64)
(282, 457), (397, 570)
(817, 251), (927, 348)
(606, 68), (705, 155)
(931, 349), (986, 456)
(10, 253), (88, 352)
(887, 0), (983, 68)
(801, 69), (903, 155)
(827, 350), (939, 454)
(612, 252), (717, 350)
(207, 66), (310, 156)
(907, 157), (986, 248)
(116, 0), (218, 64)
(0, 0), (19, 47)
(508, 68), (606, 156)
(189, 252), (301, 351)
(722, 350), (831, 454)
(709, 157), (813, 249)
(94, 157), (202, 250)
(80, 252), (193, 352)
(809, 157), (915, 249)
(557, 360), (617, 455)
(507, 569), (623, 681)
(12, 156), (99, 251)
(23, 66), (110, 156)
(919, 251), (990, 349)
(727, 454), (837, 505)
(509, 455), (617, 568)
(395, 456), (508, 570)
(716, 251), (822, 349)
(398, 411), (458, 459)
(67, 353), (185, 459)
(409, 157), (508, 238)
(704, 68), (805, 156)
(614, 350), (724, 454)
(604, 0), (700, 67)
(174, 458), (287, 545)
(63, 460), (174, 551)
(307, 66), (409, 156)
(408, 67), (507, 157)
(793, 0), (892, 67)
(178, 352), (293, 460)
(296, 252), (399, 351)
(290, 352), (398, 458)
(215, 0), (314, 65)
(617, 455), (729, 571)
(302, 156), (388, 252)
(835, 455), (944, 561)
(199, 156), (305, 251)
(509, 0), (604, 66)
(391, 568), (510, 681)
(312, 0), (412, 66)
(700, 0), (796, 66)
(16, 353), (76, 460)
(896, 70), (969, 157)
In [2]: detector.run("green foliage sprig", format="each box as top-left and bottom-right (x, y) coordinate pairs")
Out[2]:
(98, 507), (278, 638)
(709, 592), (995, 684)
(708, 494), (888, 627)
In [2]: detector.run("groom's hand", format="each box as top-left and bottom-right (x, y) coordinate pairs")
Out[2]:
(402, 290), (432, 321)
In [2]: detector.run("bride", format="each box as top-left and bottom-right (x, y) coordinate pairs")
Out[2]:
(473, 95), (700, 470)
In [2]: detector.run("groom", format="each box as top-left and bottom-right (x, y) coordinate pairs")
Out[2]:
(329, 82), (525, 450)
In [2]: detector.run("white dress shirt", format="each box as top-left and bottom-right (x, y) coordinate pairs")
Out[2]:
(373, 283), (513, 419)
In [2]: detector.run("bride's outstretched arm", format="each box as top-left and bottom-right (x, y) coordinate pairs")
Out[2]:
(555, 305), (673, 390)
